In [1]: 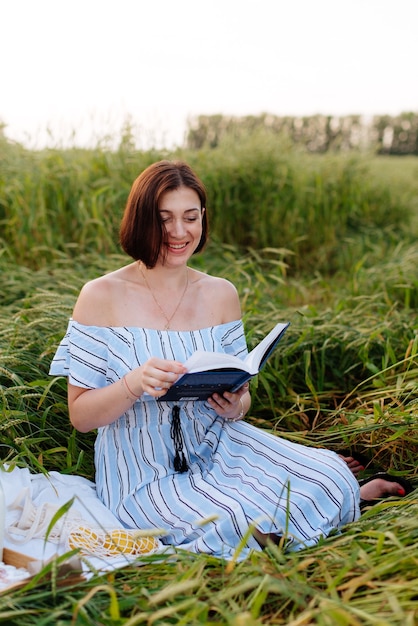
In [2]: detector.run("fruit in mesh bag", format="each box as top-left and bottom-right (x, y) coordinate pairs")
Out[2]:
(68, 526), (159, 556)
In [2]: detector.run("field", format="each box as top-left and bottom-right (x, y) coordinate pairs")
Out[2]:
(1, 131), (418, 624)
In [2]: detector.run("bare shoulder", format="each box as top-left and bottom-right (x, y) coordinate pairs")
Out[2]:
(190, 269), (239, 297)
(72, 275), (115, 325)
(72, 265), (133, 325)
(189, 269), (241, 324)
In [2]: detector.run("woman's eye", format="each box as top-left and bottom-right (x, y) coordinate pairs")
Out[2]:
(159, 214), (199, 223)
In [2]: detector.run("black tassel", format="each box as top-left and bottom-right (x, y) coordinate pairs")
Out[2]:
(170, 405), (188, 473)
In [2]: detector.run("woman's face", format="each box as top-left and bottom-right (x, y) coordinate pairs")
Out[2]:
(158, 186), (205, 266)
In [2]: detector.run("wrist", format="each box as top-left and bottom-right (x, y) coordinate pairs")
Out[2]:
(228, 398), (245, 422)
(121, 374), (142, 402)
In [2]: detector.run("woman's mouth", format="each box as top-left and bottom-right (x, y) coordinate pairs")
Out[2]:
(166, 242), (188, 252)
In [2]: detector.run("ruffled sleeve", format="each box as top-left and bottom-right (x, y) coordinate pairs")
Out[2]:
(49, 319), (249, 391)
(49, 320), (110, 389)
(218, 320), (248, 360)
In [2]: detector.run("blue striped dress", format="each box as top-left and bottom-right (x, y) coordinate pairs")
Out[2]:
(50, 319), (360, 560)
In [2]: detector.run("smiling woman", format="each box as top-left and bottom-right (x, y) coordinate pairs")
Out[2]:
(119, 160), (208, 268)
(158, 189), (205, 263)
(48, 159), (409, 561)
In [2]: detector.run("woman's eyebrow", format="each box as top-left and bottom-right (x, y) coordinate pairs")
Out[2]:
(159, 207), (200, 214)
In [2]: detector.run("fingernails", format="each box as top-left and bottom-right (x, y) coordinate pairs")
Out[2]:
(397, 488), (406, 496)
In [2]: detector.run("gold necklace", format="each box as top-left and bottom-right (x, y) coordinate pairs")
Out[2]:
(139, 265), (189, 330)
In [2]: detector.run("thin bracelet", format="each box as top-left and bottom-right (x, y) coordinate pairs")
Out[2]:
(229, 398), (245, 421)
(121, 374), (142, 401)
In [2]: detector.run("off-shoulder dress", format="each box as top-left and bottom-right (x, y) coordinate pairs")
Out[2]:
(50, 319), (360, 560)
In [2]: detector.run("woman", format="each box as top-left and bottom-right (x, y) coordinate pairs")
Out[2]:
(50, 160), (406, 560)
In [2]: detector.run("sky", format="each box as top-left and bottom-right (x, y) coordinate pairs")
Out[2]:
(1, 0), (417, 149)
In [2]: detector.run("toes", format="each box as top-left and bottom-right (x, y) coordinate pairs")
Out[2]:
(339, 455), (364, 476)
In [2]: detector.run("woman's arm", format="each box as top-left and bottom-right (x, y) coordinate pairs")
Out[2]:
(68, 358), (186, 433)
(67, 275), (186, 432)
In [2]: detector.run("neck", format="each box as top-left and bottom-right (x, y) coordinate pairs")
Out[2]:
(138, 262), (190, 330)
(139, 263), (189, 290)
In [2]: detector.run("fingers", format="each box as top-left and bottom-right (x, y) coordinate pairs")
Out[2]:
(207, 384), (249, 417)
(145, 373), (179, 397)
(207, 394), (229, 412)
(138, 359), (187, 398)
(149, 357), (187, 377)
(209, 392), (232, 411)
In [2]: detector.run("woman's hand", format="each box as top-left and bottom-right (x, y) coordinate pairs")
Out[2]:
(131, 357), (187, 398)
(69, 357), (187, 432)
(207, 384), (250, 421)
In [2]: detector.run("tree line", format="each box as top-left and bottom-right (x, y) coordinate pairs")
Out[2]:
(186, 112), (418, 155)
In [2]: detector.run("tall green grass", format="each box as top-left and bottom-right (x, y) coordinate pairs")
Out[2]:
(1, 132), (416, 273)
(1, 134), (418, 624)
(1, 242), (417, 475)
(3, 506), (418, 626)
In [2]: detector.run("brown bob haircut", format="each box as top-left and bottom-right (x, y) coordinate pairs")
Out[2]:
(119, 160), (208, 268)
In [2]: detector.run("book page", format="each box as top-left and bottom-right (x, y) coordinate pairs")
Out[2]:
(244, 322), (290, 373)
(183, 350), (249, 374)
(183, 321), (289, 375)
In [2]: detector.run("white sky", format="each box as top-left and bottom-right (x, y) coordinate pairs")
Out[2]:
(1, 0), (417, 149)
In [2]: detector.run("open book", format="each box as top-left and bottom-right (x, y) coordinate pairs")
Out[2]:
(162, 321), (290, 402)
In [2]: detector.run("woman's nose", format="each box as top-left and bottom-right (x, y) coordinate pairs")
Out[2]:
(171, 220), (186, 237)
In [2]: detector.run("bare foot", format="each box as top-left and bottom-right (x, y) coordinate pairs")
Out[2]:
(339, 455), (364, 476)
(359, 478), (406, 501)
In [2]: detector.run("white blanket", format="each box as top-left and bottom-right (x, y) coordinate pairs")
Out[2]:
(0, 466), (165, 575)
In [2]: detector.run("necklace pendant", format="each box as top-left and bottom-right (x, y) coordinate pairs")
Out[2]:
(139, 263), (189, 332)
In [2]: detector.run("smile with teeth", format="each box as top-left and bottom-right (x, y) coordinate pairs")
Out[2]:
(167, 243), (187, 250)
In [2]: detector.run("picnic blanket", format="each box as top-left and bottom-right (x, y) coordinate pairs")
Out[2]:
(0, 466), (164, 576)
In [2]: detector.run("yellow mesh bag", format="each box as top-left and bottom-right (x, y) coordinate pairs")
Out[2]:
(68, 526), (160, 557)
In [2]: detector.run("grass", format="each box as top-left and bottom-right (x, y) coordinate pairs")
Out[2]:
(1, 135), (418, 623)
(1, 244), (417, 624)
(2, 502), (418, 624)
(1, 131), (416, 272)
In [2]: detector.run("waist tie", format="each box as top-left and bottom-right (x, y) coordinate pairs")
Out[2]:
(170, 405), (189, 473)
